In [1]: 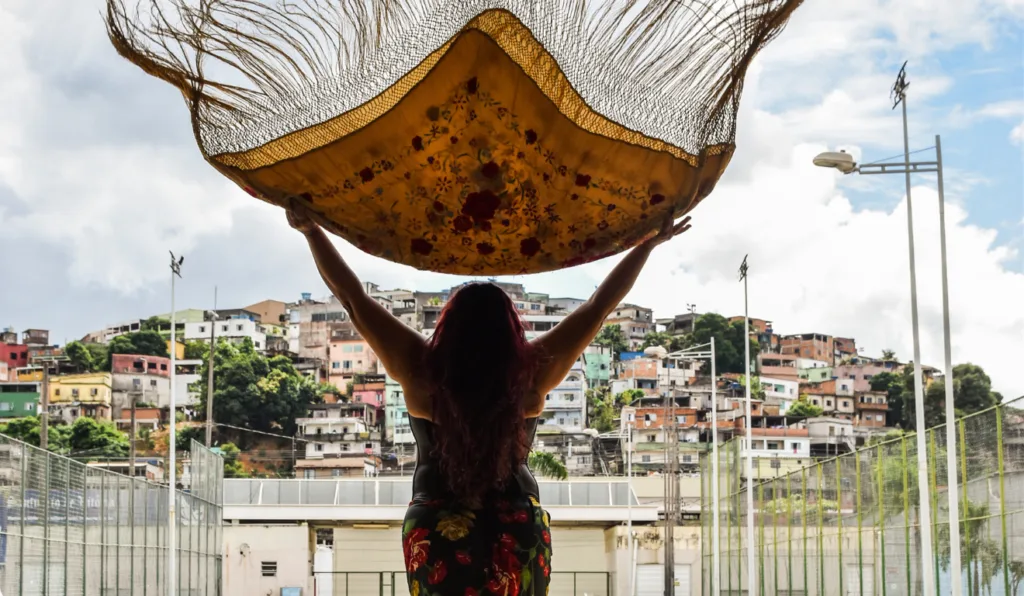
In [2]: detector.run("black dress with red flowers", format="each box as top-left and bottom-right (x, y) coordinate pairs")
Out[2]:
(402, 415), (552, 595)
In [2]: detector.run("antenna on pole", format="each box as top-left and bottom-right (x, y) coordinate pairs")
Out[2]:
(891, 61), (909, 109)
(738, 254), (748, 281)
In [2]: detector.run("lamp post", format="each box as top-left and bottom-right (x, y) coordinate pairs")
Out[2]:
(205, 305), (218, 447)
(738, 256), (755, 595)
(621, 405), (637, 596)
(168, 251), (183, 596)
(667, 340), (719, 596)
(812, 62), (954, 596)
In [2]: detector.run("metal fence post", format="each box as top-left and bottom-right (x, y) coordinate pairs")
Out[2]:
(42, 456), (49, 596)
(64, 460), (70, 596)
(959, 420), (971, 594)
(19, 443), (26, 596)
(877, 443), (887, 596)
(996, 410), (1010, 595)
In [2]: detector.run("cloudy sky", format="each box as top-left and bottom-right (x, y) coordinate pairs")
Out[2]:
(1, 1), (1022, 397)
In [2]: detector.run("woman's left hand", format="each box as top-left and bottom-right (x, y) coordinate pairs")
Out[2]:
(644, 214), (692, 248)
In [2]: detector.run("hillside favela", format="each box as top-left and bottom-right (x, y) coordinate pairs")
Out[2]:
(1, 280), (1020, 594)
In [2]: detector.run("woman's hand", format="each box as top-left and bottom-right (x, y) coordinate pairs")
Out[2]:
(643, 214), (692, 249)
(286, 198), (318, 235)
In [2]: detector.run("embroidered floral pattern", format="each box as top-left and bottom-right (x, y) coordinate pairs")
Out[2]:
(298, 73), (689, 275)
(403, 495), (552, 595)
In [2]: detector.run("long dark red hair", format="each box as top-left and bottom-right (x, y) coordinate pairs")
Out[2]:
(426, 282), (538, 504)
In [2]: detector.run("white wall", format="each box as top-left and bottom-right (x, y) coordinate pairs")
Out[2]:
(185, 319), (268, 351)
(222, 524), (310, 596)
(796, 358), (830, 369)
(760, 376), (799, 400)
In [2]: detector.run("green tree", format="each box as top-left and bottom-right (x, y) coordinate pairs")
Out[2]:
(528, 450), (568, 480)
(615, 389), (644, 406)
(184, 340), (209, 360)
(871, 371), (909, 428)
(0, 417), (72, 452)
(67, 417), (129, 457)
(194, 338), (320, 442)
(881, 349), (897, 361)
(737, 375), (766, 400)
(690, 314), (758, 374)
(937, 499), (1006, 596)
(219, 442), (249, 478)
(175, 425), (205, 452)
(641, 331), (673, 350)
(64, 341), (96, 373)
(786, 401), (823, 418)
(587, 387), (616, 433)
(595, 325), (629, 358)
(139, 316), (170, 332)
(106, 330), (169, 369)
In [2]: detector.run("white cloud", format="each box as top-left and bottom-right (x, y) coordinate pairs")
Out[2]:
(1011, 121), (1024, 145)
(0, 0), (1022, 400)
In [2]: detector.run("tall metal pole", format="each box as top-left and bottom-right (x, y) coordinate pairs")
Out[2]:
(130, 390), (137, 475)
(740, 257), (756, 595)
(895, 69), (935, 596)
(40, 364), (50, 450)
(168, 253), (182, 596)
(710, 337), (721, 596)
(205, 289), (218, 447)
(627, 411), (634, 596)
(936, 134), (963, 595)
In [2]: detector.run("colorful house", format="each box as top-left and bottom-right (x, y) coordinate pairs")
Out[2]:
(48, 372), (114, 423)
(0, 383), (41, 418)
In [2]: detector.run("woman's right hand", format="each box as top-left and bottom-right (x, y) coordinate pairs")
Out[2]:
(286, 198), (318, 235)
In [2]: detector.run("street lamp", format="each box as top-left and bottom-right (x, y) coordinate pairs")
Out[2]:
(205, 308), (219, 447)
(738, 257), (755, 595)
(667, 340), (718, 596)
(168, 251), (183, 596)
(812, 62), (956, 596)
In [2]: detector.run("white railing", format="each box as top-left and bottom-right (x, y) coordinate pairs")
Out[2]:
(224, 478), (640, 507)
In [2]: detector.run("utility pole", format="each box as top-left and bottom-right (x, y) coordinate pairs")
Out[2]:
(205, 290), (218, 447)
(168, 251), (183, 596)
(40, 363), (50, 450)
(664, 383), (678, 594)
(129, 391), (138, 476)
(739, 256), (755, 595)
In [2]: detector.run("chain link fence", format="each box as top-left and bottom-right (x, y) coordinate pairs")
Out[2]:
(700, 396), (1024, 595)
(0, 436), (224, 595)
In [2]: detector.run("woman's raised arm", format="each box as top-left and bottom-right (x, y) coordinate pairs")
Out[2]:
(287, 203), (427, 391)
(527, 216), (692, 414)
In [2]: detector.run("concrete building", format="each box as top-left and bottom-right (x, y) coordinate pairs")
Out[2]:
(110, 354), (171, 417)
(0, 382), (39, 418)
(351, 374), (386, 414)
(0, 361), (8, 382)
(185, 318), (268, 352)
(740, 427), (811, 459)
(174, 358), (204, 409)
(757, 353), (799, 382)
(781, 333), (835, 364)
(799, 366), (833, 383)
(855, 390), (889, 428)
(327, 338), (379, 387)
(581, 345), (612, 387)
(114, 406), (162, 431)
(47, 372), (114, 423)
(547, 297), (586, 314)
(833, 336), (857, 362)
(805, 416), (855, 455)
(0, 341), (29, 371)
(383, 374), (413, 445)
(606, 303), (654, 350)
(538, 357), (587, 432)
(243, 299), (289, 326)
(615, 357), (660, 396)
(623, 406), (702, 472)
(833, 359), (903, 392)
(658, 312), (700, 337)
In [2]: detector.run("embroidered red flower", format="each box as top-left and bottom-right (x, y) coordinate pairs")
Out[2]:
(450, 136), (459, 144)
(575, 174), (591, 187)
(455, 551), (472, 565)
(525, 129), (538, 144)
(513, 510), (528, 523)
(486, 544), (522, 595)
(542, 530), (551, 544)
(410, 238), (433, 255)
(650, 193), (666, 205)
(520, 237), (541, 258)
(476, 242), (496, 255)
(466, 77), (478, 94)
(359, 167), (375, 183)
(433, 201), (445, 212)
(597, 220), (610, 231)
(479, 221), (492, 232)
(464, 589), (478, 596)
(427, 560), (447, 585)
(499, 533), (517, 551)
(461, 190), (500, 223)
(480, 161), (501, 179)
(452, 215), (473, 233)
(412, 136), (424, 151)
(539, 553), (550, 577)
(403, 528), (430, 572)
(607, 203), (617, 211)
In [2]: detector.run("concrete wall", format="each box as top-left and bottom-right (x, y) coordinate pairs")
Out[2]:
(223, 524), (311, 596)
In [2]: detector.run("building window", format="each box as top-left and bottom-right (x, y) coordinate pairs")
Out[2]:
(647, 435), (656, 442)
(160, 364), (167, 371)
(24, 403), (34, 412)
(261, 562), (277, 577)
(331, 469), (342, 477)
(0, 403), (11, 411)
(365, 443), (373, 449)
(343, 361), (352, 369)
(315, 443), (324, 452)
(133, 379), (142, 390)
(332, 362), (340, 369)
(826, 400), (832, 407)
(72, 389), (79, 398)
(199, 326), (206, 333)
(54, 389), (60, 397)
(342, 444), (351, 451)
(641, 455), (651, 463)
(150, 380), (157, 388)
(236, 324), (244, 331)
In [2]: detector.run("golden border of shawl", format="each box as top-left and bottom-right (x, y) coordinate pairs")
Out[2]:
(209, 9), (731, 172)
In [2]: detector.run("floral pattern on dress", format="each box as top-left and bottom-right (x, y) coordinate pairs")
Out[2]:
(402, 494), (552, 595)
(290, 72), (699, 275)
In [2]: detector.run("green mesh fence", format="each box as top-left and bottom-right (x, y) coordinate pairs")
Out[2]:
(701, 396), (1024, 595)
(0, 436), (224, 595)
